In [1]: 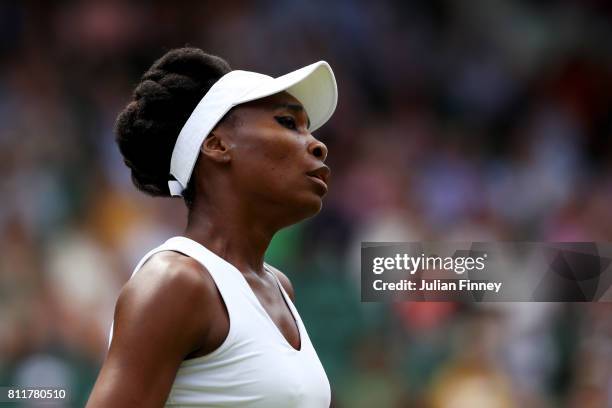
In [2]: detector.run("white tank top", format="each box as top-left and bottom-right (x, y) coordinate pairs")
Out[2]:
(107, 236), (331, 408)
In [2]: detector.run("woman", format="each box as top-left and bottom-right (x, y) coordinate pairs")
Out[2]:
(86, 47), (337, 407)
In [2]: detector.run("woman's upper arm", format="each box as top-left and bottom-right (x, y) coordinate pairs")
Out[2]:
(86, 255), (211, 408)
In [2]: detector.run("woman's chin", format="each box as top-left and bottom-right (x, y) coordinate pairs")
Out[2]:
(286, 193), (324, 222)
(305, 197), (323, 217)
(303, 195), (325, 218)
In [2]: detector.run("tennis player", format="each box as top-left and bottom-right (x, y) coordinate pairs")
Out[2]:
(85, 47), (337, 407)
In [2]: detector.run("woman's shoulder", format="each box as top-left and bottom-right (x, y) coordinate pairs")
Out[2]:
(90, 251), (224, 407)
(125, 250), (214, 300)
(115, 250), (222, 350)
(264, 263), (296, 302)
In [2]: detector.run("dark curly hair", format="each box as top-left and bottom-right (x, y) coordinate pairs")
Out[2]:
(115, 47), (232, 208)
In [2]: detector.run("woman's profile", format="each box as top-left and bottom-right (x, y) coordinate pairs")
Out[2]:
(86, 47), (337, 407)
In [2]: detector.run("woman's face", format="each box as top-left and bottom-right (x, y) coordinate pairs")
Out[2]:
(217, 91), (330, 222)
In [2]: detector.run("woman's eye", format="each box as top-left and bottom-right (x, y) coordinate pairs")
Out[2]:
(275, 116), (297, 130)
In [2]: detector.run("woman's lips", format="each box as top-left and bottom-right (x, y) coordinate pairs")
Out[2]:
(306, 165), (330, 195)
(307, 175), (328, 194)
(306, 165), (330, 184)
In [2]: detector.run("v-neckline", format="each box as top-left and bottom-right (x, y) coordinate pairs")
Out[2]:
(172, 236), (303, 352)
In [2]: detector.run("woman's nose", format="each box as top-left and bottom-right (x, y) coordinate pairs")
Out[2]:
(307, 138), (328, 162)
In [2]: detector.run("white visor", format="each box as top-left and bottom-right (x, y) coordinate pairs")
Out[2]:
(168, 60), (338, 197)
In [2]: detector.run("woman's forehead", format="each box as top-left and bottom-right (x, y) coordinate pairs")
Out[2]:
(236, 91), (310, 125)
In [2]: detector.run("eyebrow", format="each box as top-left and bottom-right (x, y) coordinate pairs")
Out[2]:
(273, 103), (311, 129)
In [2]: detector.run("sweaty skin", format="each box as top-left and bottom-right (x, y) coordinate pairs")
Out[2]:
(86, 91), (329, 407)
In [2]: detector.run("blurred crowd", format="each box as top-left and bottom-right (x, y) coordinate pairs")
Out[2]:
(1, 0), (612, 406)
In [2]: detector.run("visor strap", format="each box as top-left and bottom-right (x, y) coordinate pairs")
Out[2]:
(168, 180), (184, 197)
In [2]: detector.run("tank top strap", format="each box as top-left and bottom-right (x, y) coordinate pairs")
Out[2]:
(166, 237), (311, 353)
(109, 236), (250, 348)
(127, 238), (184, 280)
(159, 236), (251, 319)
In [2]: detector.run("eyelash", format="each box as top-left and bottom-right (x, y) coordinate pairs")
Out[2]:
(275, 116), (297, 130)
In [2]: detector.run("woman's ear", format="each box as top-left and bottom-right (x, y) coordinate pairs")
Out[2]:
(200, 132), (231, 163)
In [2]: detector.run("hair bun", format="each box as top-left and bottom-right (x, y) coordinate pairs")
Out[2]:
(115, 48), (231, 206)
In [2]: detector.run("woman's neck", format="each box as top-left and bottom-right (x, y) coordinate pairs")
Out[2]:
(183, 198), (278, 277)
